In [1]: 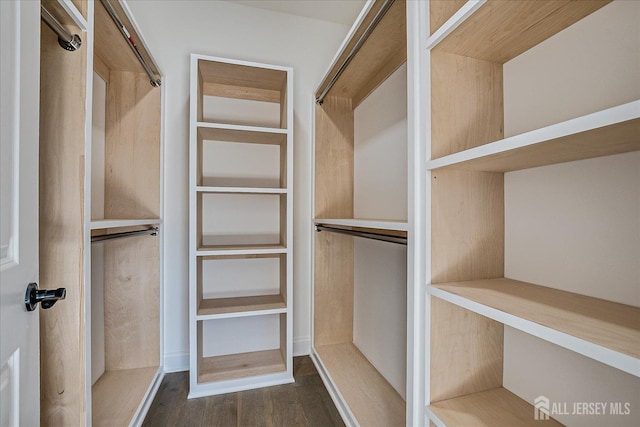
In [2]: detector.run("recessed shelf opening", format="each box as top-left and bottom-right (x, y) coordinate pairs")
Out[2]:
(197, 192), (285, 249)
(197, 253), (286, 317)
(197, 313), (287, 383)
(197, 126), (286, 188)
(197, 59), (288, 128)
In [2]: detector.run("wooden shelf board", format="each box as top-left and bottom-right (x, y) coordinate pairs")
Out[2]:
(428, 101), (640, 172)
(315, 218), (408, 232)
(429, 387), (562, 426)
(197, 122), (287, 145)
(432, 0), (611, 63)
(92, 366), (159, 427)
(315, 343), (405, 427)
(430, 278), (640, 376)
(198, 349), (285, 383)
(198, 58), (287, 103)
(90, 218), (161, 230)
(320, 0), (406, 107)
(198, 294), (286, 317)
(196, 186), (287, 194)
(196, 245), (287, 257)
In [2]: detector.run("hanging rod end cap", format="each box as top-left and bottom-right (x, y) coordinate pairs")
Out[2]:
(59, 34), (82, 51)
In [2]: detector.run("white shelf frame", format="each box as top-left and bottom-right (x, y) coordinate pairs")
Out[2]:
(428, 285), (640, 378)
(427, 100), (640, 171)
(189, 53), (294, 398)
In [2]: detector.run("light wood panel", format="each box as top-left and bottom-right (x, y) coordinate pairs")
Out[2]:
(431, 169), (504, 284)
(199, 60), (286, 102)
(315, 343), (405, 427)
(430, 298), (503, 403)
(313, 231), (354, 347)
(434, 278), (640, 359)
(429, 0), (467, 36)
(314, 97), (353, 219)
(198, 125), (286, 145)
(324, 0), (406, 107)
(198, 349), (286, 383)
(42, 0), (83, 27)
(70, 0), (87, 19)
(435, 0), (611, 63)
(431, 51), (503, 159)
(94, 0), (145, 73)
(92, 366), (159, 427)
(430, 387), (563, 426)
(313, 98), (355, 345)
(198, 295), (286, 317)
(39, 19), (87, 427)
(105, 70), (161, 219)
(434, 117), (640, 172)
(104, 235), (160, 370)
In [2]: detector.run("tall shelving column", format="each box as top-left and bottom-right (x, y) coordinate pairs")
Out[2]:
(188, 54), (293, 397)
(425, 1), (639, 426)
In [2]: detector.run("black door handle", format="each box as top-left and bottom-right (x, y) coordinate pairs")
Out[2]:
(25, 282), (66, 311)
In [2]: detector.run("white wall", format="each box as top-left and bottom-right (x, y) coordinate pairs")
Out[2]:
(126, 0), (351, 371)
(353, 64), (408, 398)
(503, 2), (640, 425)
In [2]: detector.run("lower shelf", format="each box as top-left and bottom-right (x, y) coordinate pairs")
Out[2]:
(315, 343), (405, 427)
(92, 366), (159, 427)
(198, 349), (286, 383)
(428, 387), (562, 427)
(198, 294), (286, 318)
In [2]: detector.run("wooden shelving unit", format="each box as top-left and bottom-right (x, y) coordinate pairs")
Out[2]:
(426, 0), (639, 425)
(38, 1), (164, 425)
(311, 0), (425, 425)
(189, 54), (293, 397)
(430, 279), (640, 376)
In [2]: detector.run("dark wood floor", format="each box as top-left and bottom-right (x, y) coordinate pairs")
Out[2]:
(142, 356), (345, 427)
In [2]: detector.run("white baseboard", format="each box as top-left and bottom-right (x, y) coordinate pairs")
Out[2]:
(293, 336), (311, 356)
(164, 351), (189, 373)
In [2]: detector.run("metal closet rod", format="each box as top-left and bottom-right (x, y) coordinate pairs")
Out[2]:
(91, 227), (159, 243)
(40, 4), (82, 51)
(315, 0), (395, 105)
(315, 224), (407, 246)
(99, 0), (161, 87)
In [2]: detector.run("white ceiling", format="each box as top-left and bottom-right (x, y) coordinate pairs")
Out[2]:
(227, 0), (366, 26)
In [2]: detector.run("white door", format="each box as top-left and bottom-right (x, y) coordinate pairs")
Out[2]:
(0, 1), (41, 426)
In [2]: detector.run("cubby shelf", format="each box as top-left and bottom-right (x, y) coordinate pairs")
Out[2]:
(197, 122), (287, 142)
(428, 0), (610, 63)
(198, 349), (286, 383)
(196, 245), (287, 257)
(428, 387), (562, 427)
(197, 295), (286, 319)
(429, 278), (640, 377)
(197, 186), (287, 194)
(428, 101), (640, 172)
(90, 218), (161, 230)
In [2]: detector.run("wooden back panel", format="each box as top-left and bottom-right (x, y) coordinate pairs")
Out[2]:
(39, 19), (88, 426)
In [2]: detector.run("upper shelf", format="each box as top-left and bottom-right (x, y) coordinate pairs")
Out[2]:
(315, 0), (406, 107)
(429, 278), (640, 377)
(428, 0), (611, 63)
(197, 123), (287, 145)
(428, 101), (640, 172)
(194, 55), (290, 129)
